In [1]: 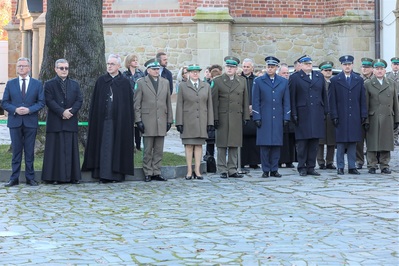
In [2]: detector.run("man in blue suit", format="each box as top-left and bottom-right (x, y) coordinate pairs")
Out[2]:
(329, 55), (367, 175)
(2, 57), (45, 186)
(252, 56), (291, 178)
(289, 55), (328, 177)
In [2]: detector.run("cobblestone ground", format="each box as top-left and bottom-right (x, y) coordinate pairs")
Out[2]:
(0, 124), (398, 265)
(0, 169), (398, 265)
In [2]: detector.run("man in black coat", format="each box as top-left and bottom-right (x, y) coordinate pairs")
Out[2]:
(157, 52), (174, 94)
(82, 54), (135, 182)
(42, 59), (83, 184)
(289, 55), (328, 176)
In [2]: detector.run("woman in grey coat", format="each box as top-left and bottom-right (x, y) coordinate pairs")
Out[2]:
(175, 64), (214, 179)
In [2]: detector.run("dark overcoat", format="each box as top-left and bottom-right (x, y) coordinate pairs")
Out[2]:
(364, 77), (399, 151)
(44, 76), (83, 133)
(319, 79), (336, 145)
(82, 72), (135, 175)
(175, 80), (213, 139)
(134, 75), (173, 137)
(328, 71), (367, 143)
(289, 70), (328, 140)
(212, 73), (250, 147)
(252, 74), (291, 146)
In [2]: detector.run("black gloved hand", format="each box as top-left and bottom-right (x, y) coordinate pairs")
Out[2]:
(214, 120), (219, 129)
(361, 117), (367, 124)
(176, 125), (183, 134)
(243, 120), (249, 126)
(167, 123), (172, 132)
(254, 120), (262, 128)
(136, 121), (145, 133)
(332, 118), (339, 127)
(394, 123), (399, 130)
(292, 115), (298, 126)
(363, 123), (370, 131)
(207, 125), (214, 131)
(284, 120), (290, 127)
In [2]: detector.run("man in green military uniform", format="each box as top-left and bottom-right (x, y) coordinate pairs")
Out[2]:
(386, 57), (399, 146)
(363, 59), (399, 174)
(212, 56), (250, 178)
(356, 57), (374, 169)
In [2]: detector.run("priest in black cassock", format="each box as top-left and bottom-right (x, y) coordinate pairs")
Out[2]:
(82, 54), (135, 182)
(42, 59), (83, 184)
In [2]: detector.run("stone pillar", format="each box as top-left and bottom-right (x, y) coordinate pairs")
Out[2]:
(192, 7), (234, 67)
(21, 30), (29, 58)
(31, 28), (39, 78)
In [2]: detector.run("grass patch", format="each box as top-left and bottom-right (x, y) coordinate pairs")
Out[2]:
(0, 145), (186, 170)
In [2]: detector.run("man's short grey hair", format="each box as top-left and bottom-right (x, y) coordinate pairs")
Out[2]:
(55, 58), (68, 68)
(242, 58), (254, 66)
(108, 54), (122, 66)
(17, 57), (31, 66)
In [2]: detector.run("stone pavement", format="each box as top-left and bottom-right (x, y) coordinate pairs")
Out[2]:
(0, 124), (398, 265)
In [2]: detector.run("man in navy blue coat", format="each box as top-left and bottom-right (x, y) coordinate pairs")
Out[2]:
(328, 55), (367, 175)
(289, 55), (328, 176)
(252, 56), (291, 178)
(2, 57), (45, 186)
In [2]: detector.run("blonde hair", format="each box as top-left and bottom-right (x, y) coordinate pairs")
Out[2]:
(124, 54), (138, 69)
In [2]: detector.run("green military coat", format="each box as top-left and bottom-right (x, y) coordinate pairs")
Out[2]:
(364, 77), (399, 151)
(212, 73), (250, 147)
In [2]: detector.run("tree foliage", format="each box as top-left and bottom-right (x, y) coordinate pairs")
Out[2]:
(38, 0), (105, 147)
(0, 0), (11, 40)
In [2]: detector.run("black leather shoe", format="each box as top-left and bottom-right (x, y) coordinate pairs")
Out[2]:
(220, 173), (228, 179)
(249, 164), (259, 169)
(285, 163), (295, 168)
(381, 168), (392, 174)
(368, 168), (376, 174)
(356, 164), (363, 169)
(52, 181), (59, 185)
(144, 175), (152, 182)
(4, 179), (19, 187)
(229, 173), (243, 178)
(307, 170), (321, 176)
(326, 164), (337, 170)
(185, 175), (192, 180)
(319, 164), (326, 170)
(153, 175), (167, 181)
(195, 175), (204, 180)
(71, 180), (80, 184)
(26, 180), (39, 186)
(337, 168), (344, 175)
(270, 171), (282, 177)
(299, 170), (307, 176)
(262, 172), (269, 178)
(348, 169), (360, 175)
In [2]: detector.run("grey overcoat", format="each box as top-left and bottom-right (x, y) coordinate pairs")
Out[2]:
(134, 75), (173, 137)
(364, 77), (399, 151)
(175, 80), (214, 139)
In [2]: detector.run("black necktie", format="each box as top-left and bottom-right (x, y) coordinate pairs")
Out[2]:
(308, 74), (311, 80)
(21, 79), (26, 98)
(60, 79), (66, 96)
(194, 82), (198, 89)
(271, 78), (274, 84)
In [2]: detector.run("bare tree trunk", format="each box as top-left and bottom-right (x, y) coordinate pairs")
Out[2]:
(38, 0), (105, 148)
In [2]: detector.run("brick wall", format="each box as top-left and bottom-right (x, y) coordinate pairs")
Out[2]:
(101, 0), (374, 19)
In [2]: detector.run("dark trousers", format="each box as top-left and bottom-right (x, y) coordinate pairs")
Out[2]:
(296, 138), (319, 172)
(9, 126), (37, 181)
(260, 146), (281, 172)
(336, 142), (356, 169)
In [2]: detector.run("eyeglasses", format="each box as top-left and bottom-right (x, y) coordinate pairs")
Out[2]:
(107, 63), (117, 66)
(57, 67), (69, 71)
(17, 65), (29, 68)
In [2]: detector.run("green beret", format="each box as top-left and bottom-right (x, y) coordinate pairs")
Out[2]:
(319, 61), (334, 70)
(361, 57), (373, 67)
(144, 58), (160, 69)
(391, 57), (399, 64)
(224, 56), (240, 67)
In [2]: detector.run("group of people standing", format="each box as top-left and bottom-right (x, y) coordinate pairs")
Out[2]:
(2, 52), (398, 187)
